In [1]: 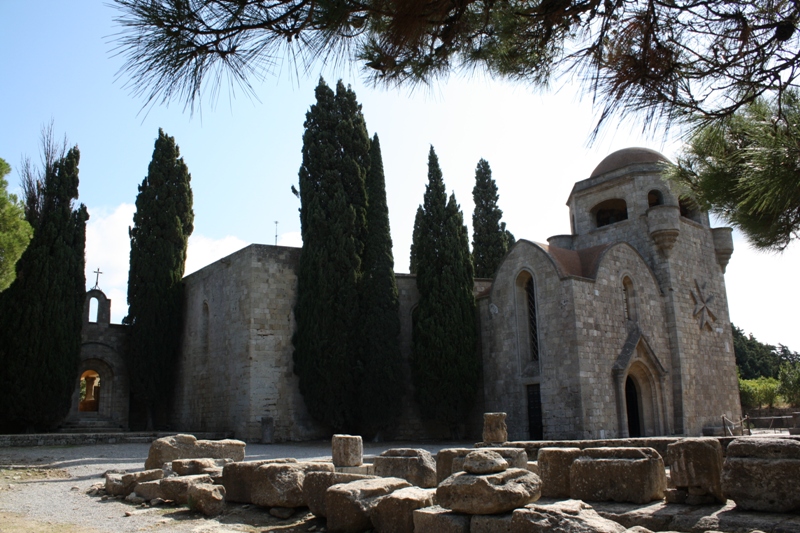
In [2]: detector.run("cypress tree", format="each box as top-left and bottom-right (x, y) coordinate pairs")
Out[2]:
(472, 158), (514, 278)
(0, 145), (88, 432)
(293, 79), (370, 432)
(358, 134), (403, 435)
(124, 129), (194, 430)
(411, 146), (479, 435)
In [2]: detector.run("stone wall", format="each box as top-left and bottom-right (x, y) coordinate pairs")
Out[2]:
(175, 246), (491, 442)
(174, 245), (325, 442)
(481, 241), (583, 441)
(573, 243), (672, 438)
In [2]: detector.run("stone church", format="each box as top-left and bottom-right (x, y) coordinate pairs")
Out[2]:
(69, 147), (742, 442)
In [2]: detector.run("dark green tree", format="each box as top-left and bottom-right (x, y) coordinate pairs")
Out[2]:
(124, 128), (194, 430)
(358, 134), (403, 435)
(293, 79), (370, 432)
(410, 146), (479, 435)
(0, 158), (33, 291)
(472, 158), (514, 278)
(732, 325), (800, 379)
(668, 91), (800, 251)
(0, 135), (88, 432)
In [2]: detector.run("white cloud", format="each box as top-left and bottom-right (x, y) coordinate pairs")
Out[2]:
(277, 231), (302, 248)
(185, 234), (249, 275)
(85, 203), (251, 323)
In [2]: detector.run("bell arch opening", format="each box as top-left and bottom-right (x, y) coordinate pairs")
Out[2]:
(88, 297), (99, 323)
(648, 190), (664, 208)
(592, 199), (628, 228)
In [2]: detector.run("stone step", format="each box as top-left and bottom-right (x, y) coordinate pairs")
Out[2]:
(60, 418), (124, 432)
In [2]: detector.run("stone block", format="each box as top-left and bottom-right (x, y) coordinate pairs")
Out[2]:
(372, 486), (436, 533)
(332, 434), (363, 467)
(471, 513), (514, 533)
(437, 468), (541, 515)
(302, 471), (375, 518)
(665, 438), (724, 504)
(439, 447), (528, 484)
(187, 483), (226, 517)
(374, 448), (437, 488)
(145, 434), (245, 470)
(250, 461), (334, 508)
(484, 412), (508, 444)
(569, 450), (666, 504)
(722, 437), (800, 512)
(511, 500), (627, 533)
(337, 464), (375, 475)
(527, 462), (539, 476)
(436, 448), (472, 485)
(464, 450), (508, 474)
(134, 480), (165, 501)
(413, 505), (470, 533)
(326, 477), (411, 533)
(161, 474), (213, 504)
(105, 469), (164, 496)
(221, 458), (297, 503)
(172, 458), (232, 476)
(537, 447), (582, 498)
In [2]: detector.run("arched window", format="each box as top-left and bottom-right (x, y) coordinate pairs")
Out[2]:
(592, 199), (628, 228)
(622, 276), (637, 322)
(679, 197), (703, 223)
(647, 190), (663, 207)
(201, 301), (210, 354)
(88, 297), (99, 323)
(526, 277), (540, 363)
(516, 271), (540, 369)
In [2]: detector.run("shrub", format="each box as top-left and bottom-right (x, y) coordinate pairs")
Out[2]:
(778, 363), (800, 407)
(754, 377), (781, 409)
(739, 377), (758, 409)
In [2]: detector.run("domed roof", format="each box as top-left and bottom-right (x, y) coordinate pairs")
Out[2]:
(589, 147), (668, 178)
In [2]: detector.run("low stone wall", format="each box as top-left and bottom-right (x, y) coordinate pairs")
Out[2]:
(0, 431), (230, 448)
(487, 436), (744, 464)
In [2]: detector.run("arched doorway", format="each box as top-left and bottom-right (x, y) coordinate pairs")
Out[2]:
(79, 370), (100, 412)
(625, 376), (642, 437)
(613, 333), (670, 437)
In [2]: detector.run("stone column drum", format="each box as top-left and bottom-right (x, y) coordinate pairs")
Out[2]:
(483, 412), (508, 444)
(332, 434), (363, 467)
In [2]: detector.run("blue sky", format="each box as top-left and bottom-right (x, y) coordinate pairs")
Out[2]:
(2, 0), (798, 351)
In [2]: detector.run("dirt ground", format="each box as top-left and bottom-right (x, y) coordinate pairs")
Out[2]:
(0, 440), (461, 533)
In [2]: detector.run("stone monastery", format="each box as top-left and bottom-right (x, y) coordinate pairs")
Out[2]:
(69, 148), (742, 442)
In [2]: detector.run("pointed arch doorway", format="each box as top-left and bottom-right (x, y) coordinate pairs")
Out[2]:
(613, 328), (670, 437)
(625, 376), (642, 437)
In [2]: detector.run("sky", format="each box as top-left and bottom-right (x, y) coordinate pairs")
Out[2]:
(2, 1), (799, 351)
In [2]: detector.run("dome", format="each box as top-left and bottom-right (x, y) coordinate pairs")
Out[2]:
(589, 148), (668, 178)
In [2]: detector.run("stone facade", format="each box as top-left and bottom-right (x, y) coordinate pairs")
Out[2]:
(76, 147), (741, 442)
(65, 290), (130, 430)
(480, 147), (741, 440)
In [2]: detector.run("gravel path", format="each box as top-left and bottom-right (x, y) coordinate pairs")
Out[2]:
(0, 439), (468, 532)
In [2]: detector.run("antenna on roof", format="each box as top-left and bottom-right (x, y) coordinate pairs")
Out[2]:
(275, 221), (278, 246)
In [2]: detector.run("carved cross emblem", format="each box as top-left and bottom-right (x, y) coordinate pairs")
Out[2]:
(690, 279), (716, 331)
